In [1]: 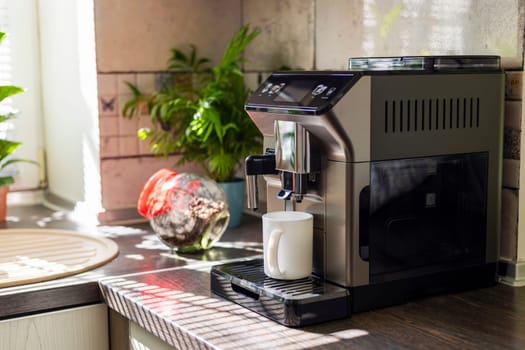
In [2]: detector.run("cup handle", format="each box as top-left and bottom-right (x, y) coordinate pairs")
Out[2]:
(267, 228), (284, 277)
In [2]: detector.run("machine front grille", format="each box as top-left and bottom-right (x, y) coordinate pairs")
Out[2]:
(384, 97), (480, 133)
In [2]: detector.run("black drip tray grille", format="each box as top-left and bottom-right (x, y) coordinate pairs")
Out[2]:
(222, 260), (330, 299)
(210, 259), (350, 327)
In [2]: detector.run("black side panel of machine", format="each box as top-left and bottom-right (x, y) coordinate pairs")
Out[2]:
(368, 73), (503, 269)
(361, 153), (488, 283)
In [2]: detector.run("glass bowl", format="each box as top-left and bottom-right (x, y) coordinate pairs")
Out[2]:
(138, 170), (230, 252)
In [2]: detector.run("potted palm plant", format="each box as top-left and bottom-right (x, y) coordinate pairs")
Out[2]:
(0, 32), (38, 222)
(122, 25), (262, 227)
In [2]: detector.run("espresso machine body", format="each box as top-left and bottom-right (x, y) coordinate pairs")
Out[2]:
(211, 56), (504, 323)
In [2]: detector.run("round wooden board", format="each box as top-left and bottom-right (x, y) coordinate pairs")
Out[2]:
(0, 228), (119, 288)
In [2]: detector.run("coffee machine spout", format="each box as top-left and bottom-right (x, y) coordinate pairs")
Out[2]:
(245, 153), (277, 210)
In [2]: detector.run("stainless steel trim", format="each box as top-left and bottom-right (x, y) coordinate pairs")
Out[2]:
(275, 120), (311, 174)
(245, 175), (258, 210)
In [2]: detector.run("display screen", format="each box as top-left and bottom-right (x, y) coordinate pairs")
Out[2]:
(274, 80), (318, 103)
(245, 72), (359, 115)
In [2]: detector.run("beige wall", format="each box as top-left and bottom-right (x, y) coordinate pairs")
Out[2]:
(95, 0), (523, 72)
(94, 0), (525, 266)
(95, 0), (242, 71)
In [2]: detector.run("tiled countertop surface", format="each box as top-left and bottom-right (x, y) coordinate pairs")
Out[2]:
(2, 205), (525, 349)
(99, 264), (525, 350)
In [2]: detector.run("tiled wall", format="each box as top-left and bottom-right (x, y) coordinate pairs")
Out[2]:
(94, 0), (525, 252)
(502, 72), (523, 261)
(95, 0), (242, 71)
(96, 72), (203, 222)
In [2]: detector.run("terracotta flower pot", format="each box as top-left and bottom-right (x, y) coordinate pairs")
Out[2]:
(0, 185), (9, 223)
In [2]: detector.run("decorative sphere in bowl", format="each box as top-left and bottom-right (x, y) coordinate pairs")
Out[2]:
(138, 170), (230, 252)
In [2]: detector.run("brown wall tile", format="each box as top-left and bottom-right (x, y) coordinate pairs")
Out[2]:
(100, 136), (120, 158)
(118, 136), (139, 157)
(136, 73), (157, 94)
(97, 74), (117, 95)
(501, 188), (518, 260)
(243, 0), (315, 71)
(118, 116), (139, 136)
(99, 116), (119, 137)
(117, 74), (136, 95)
(244, 72), (268, 94)
(100, 156), (204, 210)
(506, 71), (523, 100)
(315, 0), (364, 70)
(503, 159), (520, 189)
(505, 101), (522, 130)
(138, 138), (153, 156)
(94, 0), (241, 72)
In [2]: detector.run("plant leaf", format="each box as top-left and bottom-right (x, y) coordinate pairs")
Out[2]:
(1, 158), (39, 169)
(0, 113), (15, 124)
(0, 139), (21, 164)
(126, 82), (143, 97)
(0, 85), (24, 103)
(0, 176), (14, 187)
(119, 25), (261, 182)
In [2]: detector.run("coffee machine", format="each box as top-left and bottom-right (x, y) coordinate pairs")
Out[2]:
(211, 56), (504, 327)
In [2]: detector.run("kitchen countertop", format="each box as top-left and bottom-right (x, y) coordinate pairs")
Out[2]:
(2, 205), (525, 349)
(0, 204), (262, 319)
(100, 266), (525, 350)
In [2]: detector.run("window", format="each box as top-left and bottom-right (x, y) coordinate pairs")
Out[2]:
(0, 0), (43, 191)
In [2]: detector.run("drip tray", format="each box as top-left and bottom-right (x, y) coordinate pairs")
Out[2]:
(210, 259), (350, 327)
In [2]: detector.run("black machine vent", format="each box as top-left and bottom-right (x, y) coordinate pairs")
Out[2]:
(384, 97), (480, 133)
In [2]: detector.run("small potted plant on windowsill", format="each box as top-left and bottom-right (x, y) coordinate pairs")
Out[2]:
(122, 25), (262, 227)
(0, 32), (38, 222)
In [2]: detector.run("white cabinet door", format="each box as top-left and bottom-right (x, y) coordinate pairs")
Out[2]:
(130, 321), (175, 350)
(0, 304), (109, 350)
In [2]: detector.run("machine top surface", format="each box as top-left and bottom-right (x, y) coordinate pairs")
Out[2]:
(245, 56), (501, 116)
(348, 55), (501, 72)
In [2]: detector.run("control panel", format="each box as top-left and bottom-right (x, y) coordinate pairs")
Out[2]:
(245, 72), (360, 115)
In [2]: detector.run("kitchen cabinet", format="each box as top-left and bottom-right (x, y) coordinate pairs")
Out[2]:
(109, 311), (173, 350)
(0, 303), (109, 350)
(130, 321), (175, 350)
(108, 309), (174, 350)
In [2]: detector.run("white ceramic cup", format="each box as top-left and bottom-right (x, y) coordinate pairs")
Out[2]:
(262, 211), (313, 280)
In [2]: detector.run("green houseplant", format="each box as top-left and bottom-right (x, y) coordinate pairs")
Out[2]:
(0, 32), (38, 222)
(122, 25), (262, 227)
